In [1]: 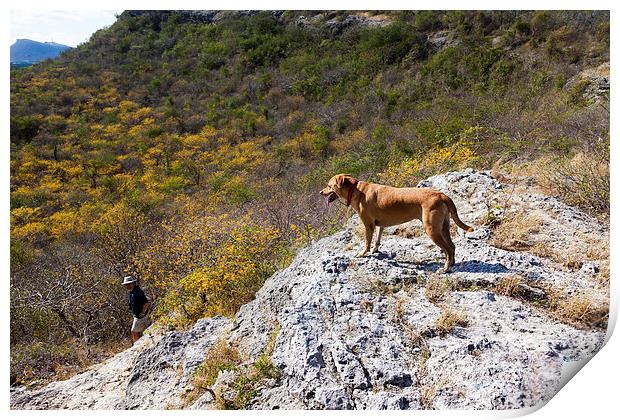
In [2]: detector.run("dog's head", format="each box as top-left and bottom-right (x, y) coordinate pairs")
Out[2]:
(319, 174), (358, 206)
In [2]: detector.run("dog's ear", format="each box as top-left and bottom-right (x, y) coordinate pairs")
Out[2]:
(337, 174), (356, 188)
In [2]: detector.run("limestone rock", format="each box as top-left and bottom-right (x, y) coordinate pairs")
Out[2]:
(11, 170), (608, 410)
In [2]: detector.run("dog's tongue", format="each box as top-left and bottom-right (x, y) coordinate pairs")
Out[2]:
(326, 196), (331, 207)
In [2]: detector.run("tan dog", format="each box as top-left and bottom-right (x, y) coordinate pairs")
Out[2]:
(320, 174), (474, 272)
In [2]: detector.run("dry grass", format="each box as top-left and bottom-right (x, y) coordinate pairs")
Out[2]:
(527, 242), (554, 258)
(530, 240), (609, 274)
(435, 307), (469, 336)
(183, 332), (282, 409)
(394, 296), (406, 319)
(415, 336), (434, 409)
(529, 242), (580, 269)
(197, 340), (242, 386)
(264, 323), (281, 357)
(393, 224), (423, 238)
(491, 212), (609, 270)
(498, 142), (609, 222)
(360, 298), (374, 312)
(424, 275), (455, 303)
(420, 378), (449, 410)
(393, 294), (412, 323)
(596, 263), (610, 286)
(584, 237), (610, 260)
(490, 211), (542, 251)
(181, 339), (242, 407)
(495, 275), (521, 297)
(543, 149), (609, 220)
(552, 292), (609, 330)
(212, 354), (281, 410)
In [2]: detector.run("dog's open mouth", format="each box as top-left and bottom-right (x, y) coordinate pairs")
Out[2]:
(326, 192), (338, 206)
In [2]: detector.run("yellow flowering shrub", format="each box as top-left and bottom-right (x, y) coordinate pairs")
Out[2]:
(290, 223), (319, 247)
(134, 213), (286, 326)
(331, 129), (367, 155)
(10, 207), (40, 226)
(381, 140), (478, 187)
(46, 209), (81, 239)
(11, 222), (49, 242)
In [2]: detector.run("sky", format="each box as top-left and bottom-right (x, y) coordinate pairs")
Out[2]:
(10, 10), (121, 47)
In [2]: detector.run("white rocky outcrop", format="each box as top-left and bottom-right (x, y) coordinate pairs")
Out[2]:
(11, 169), (609, 410)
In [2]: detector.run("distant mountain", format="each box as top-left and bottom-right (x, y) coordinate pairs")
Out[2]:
(10, 39), (72, 66)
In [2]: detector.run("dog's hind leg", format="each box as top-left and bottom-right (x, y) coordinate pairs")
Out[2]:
(423, 210), (453, 273)
(441, 219), (456, 270)
(356, 221), (375, 257)
(372, 226), (384, 253)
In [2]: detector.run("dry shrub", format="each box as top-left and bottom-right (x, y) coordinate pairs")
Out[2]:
(539, 139), (609, 220)
(490, 211), (542, 251)
(425, 275), (454, 303)
(11, 338), (130, 387)
(435, 307), (469, 336)
(492, 137), (609, 222)
(553, 293), (609, 330)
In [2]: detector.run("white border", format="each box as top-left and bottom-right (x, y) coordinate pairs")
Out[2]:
(3, 1), (617, 419)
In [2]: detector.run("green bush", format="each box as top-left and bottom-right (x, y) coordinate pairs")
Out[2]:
(357, 22), (427, 67)
(161, 176), (187, 193)
(11, 116), (41, 144)
(414, 11), (442, 31)
(311, 125), (330, 155)
(531, 11), (555, 41)
(10, 240), (32, 269)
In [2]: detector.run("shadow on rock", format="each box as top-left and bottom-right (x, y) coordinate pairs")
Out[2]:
(451, 260), (510, 274)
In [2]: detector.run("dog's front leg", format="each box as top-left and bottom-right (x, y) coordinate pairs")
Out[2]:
(372, 226), (384, 253)
(356, 223), (374, 257)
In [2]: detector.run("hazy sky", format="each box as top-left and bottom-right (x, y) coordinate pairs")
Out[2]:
(10, 10), (122, 47)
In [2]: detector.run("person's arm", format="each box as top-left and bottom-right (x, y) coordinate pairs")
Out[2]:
(139, 299), (150, 318)
(139, 291), (150, 317)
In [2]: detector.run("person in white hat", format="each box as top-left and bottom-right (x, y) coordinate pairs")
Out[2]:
(122, 275), (151, 343)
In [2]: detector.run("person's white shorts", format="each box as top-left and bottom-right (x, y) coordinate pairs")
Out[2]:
(131, 316), (151, 333)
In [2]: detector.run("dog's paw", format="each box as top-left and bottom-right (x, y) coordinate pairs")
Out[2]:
(355, 251), (368, 258)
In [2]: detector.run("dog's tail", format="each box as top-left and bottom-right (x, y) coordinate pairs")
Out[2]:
(446, 197), (474, 232)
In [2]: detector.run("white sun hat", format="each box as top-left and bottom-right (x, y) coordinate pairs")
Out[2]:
(122, 275), (137, 285)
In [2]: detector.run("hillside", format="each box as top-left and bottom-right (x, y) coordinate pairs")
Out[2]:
(11, 170), (609, 409)
(10, 10), (609, 387)
(10, 39), (72, 66)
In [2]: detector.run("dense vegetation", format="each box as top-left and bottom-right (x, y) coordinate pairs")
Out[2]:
(10, 10), (609, 385)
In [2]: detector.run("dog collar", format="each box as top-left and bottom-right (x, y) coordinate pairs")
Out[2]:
(346, 180), (358, 207)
